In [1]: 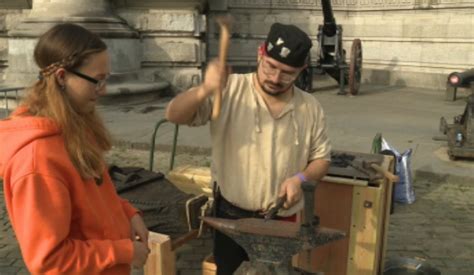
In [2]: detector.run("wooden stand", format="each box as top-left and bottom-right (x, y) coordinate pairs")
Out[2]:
(294, 155), (395, 275)
(169, 154), (395, 275)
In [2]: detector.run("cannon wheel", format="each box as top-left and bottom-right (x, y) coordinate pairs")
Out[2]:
(348, 39), (362, 95)
(295, 53), (313, 92)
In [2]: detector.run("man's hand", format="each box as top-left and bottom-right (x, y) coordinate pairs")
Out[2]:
(199, 59), (231, 98)
(130, 214), (149, 245)
(278, 175), (304, 209)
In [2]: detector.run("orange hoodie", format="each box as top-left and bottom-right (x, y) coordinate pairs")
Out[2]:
(0, 113), (139, 275)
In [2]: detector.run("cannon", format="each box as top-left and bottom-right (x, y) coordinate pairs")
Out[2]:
(295, 0), (363, 95)
(439, 68), (474, 160)
(445, 68), (474, 101)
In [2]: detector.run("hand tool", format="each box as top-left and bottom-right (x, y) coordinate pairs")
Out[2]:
(211, 15), (232, 121)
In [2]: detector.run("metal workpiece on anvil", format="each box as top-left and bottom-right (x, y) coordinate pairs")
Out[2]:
(202, 181), (346, 274)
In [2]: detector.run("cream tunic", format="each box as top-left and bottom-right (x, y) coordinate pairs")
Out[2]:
(190, 73), (331, 216)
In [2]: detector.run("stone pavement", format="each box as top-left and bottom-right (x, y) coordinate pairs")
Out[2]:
(1, 79), (474, 274)
(97, 77), (474, 179)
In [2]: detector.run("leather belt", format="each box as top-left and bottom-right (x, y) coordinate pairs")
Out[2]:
(217, 195), (265, 219)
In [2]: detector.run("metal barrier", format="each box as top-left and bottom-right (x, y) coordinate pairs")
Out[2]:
(1, 86), (24, 118)
(149, 118), (180, 172)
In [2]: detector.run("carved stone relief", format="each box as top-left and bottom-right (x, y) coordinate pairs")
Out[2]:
(227, 0), (473, 9)
(0, 0), (32, 9)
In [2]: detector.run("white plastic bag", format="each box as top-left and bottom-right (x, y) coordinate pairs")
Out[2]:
(381, 138), (415, 204)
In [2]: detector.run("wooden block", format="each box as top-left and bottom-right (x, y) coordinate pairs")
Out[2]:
(202, 254), (217, 275)
(144, 232), (176, 275)
(167, 165), (212, 196)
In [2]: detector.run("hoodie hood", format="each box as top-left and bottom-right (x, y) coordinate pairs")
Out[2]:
(0, 110), (60, 177)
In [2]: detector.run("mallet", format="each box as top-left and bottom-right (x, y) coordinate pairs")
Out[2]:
(211, 15), (232, 121)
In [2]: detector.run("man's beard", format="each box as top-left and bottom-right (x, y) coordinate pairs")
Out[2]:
(256, 72), (292, 97)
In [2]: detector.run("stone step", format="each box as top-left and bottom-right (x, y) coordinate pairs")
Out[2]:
(99, 80), (170, 105)
(0, 80), (170, 111)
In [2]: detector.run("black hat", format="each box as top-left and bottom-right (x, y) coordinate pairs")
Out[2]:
(264, 23), (312, 68)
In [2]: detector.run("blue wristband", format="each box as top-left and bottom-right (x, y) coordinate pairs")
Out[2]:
(296, 172), (307, 182)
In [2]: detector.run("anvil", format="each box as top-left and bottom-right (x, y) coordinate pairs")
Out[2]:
(202, 182), (346, 274)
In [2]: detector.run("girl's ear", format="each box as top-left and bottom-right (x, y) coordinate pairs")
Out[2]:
(54, 68), (66, 87)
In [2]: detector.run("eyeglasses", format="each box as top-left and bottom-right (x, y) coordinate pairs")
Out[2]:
(69, 70), (108, 91)
(260, 57), (300, 84)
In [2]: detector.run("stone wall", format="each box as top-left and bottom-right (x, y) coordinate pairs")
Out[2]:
(0, 0), (472, 91)
(0, 0), (206, 93)
(0, 9), (28, 78)
(116, 8), (206, 92)
(208, 0), (474, 90)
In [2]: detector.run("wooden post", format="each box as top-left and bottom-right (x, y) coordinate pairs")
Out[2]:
(144, 232), (176, 275)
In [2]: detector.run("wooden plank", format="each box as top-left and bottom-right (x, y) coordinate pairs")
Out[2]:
(322, 176), (369, 187)
(167, 165), (212, 196)
(347, 184), (383, 274)
(378, 155), (396, 274)
(144, 232), (176, 275)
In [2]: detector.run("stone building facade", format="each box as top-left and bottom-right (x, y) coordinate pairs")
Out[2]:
(207, 0), (474, 90)
(0, 0), (472, 93)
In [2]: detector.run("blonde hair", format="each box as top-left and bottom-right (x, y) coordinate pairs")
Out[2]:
(21, 23), (111, 179)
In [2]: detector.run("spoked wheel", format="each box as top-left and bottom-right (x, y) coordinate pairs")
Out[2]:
(349, 38), (362, 95)
(295, 53), (313, 92)
(295, 66), (313, 92)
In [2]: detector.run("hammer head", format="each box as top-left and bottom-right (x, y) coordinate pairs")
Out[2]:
(216, 14), (233, 31)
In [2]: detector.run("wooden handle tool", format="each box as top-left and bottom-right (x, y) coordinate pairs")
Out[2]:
(369, 163), (399, 183)
(211, 15), (232, 121)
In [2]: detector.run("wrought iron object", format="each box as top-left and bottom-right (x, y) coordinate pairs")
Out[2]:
(296, 0), (363, 95)
(202, 181), (346, 274)
(264, 195), (286, 221)
(329, 150), (385, 183)
(440, 68), (474, 160)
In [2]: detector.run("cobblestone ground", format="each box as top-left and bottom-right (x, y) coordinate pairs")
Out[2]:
(386, 173), (474, 275)
(1, 148), (473, 274)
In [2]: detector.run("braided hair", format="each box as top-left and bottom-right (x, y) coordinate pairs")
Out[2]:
(21, 23), (111, 180)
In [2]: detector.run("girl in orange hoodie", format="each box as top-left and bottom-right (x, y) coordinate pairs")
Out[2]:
(0, 23), (150, 274)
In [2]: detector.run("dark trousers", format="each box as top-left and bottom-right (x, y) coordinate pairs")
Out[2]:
(213, 195), (264, 275)
(213, 206), (249, 275)
(212, 192), (296, 274)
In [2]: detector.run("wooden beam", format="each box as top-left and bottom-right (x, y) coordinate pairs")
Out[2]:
(167, 165), (212, 196)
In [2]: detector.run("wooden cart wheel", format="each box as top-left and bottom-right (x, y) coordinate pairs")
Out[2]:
(348, 38), (362, 95)
(295, 53), (313, 92)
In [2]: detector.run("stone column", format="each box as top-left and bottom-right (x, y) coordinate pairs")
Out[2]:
(6, 0), (168, 97)
(10, 0), (137, 38)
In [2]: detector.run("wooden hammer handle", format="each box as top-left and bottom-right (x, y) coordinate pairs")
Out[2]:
(211, 22), (231, 121)
(171, 229), (199, 251)
(370, 163), (399, 183)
